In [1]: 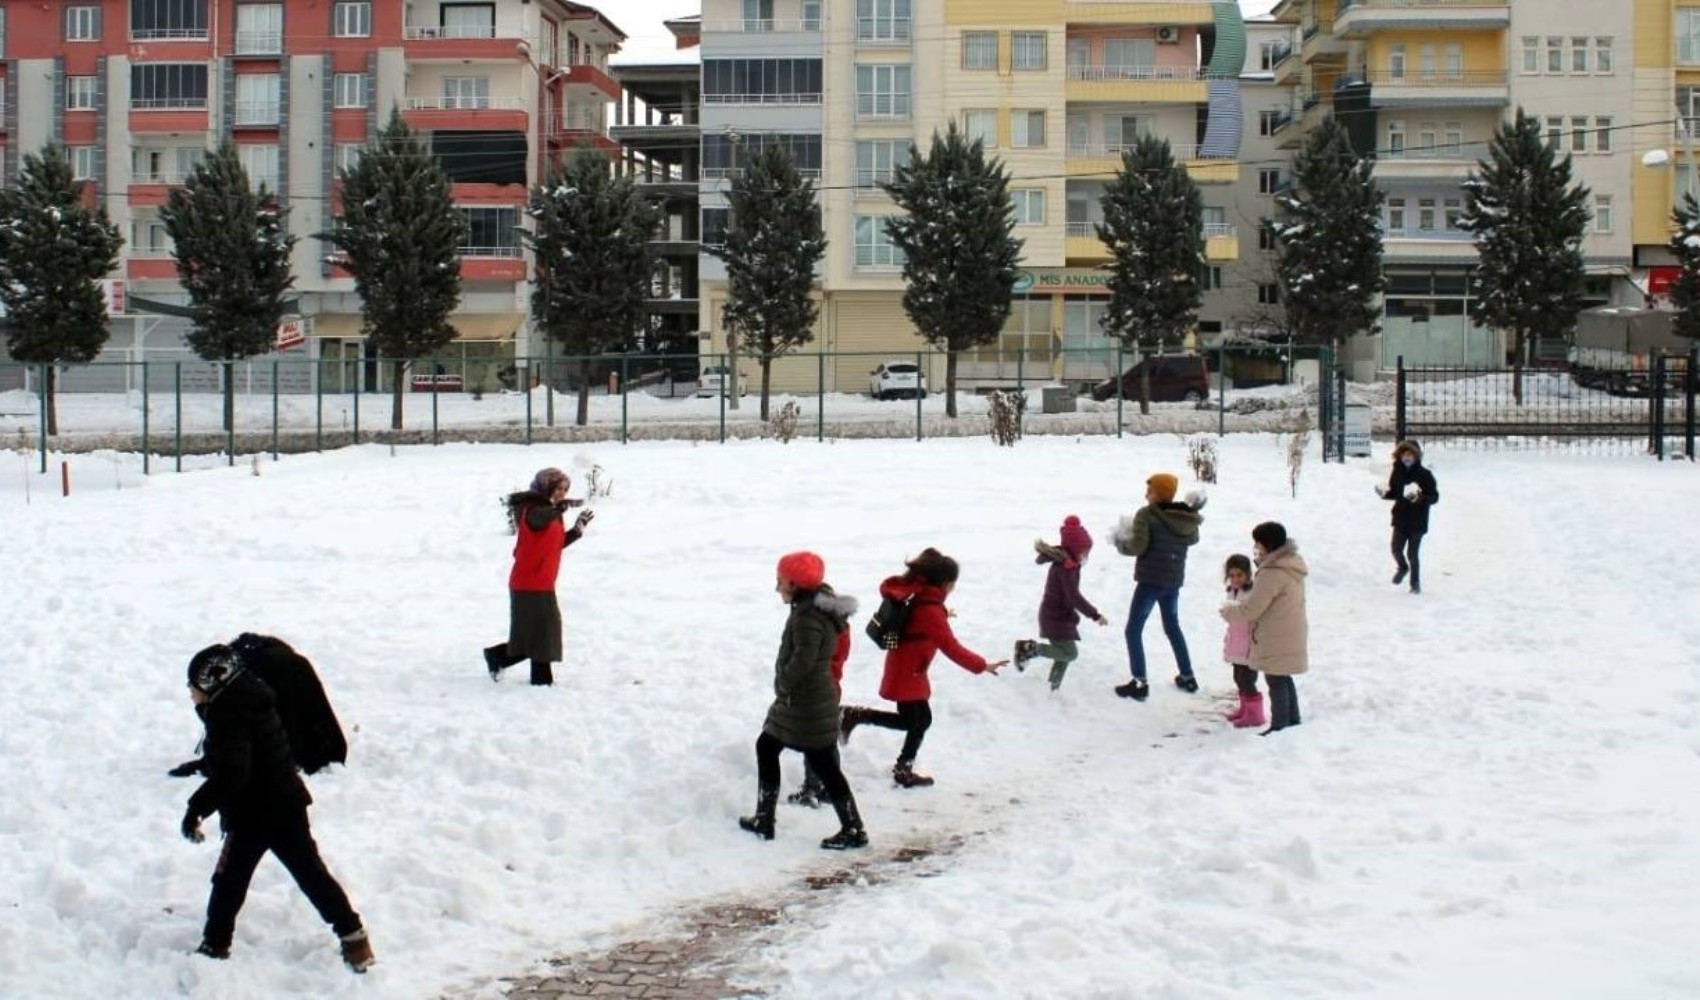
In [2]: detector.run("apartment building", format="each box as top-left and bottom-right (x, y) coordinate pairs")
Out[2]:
(0, 0), (622, 393)
(697, 0), (1249, 394)
(1269, 0), (1639, 371)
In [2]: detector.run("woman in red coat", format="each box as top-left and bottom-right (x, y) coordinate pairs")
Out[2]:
(840, 548), (1006, 787)
(483, 467), (594, 686)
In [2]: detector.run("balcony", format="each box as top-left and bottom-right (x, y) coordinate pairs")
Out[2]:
(1334, 0), (1509, 40)
(854, 20), (912, 47)
(1381, 226), (1477, 262)
(562, 63), (620, 101)
(1362, 69), (1508, 108)
(1373, 148), (1476, 182)
(1064, 2), (1215, 27)
(705, 92), (823, 106)
(557, 109), (618, 152)
(703, 18), (822, 33)
(1065, 65), (1213, 103)
(1063, 221), (1239, 261)
(403, 95), (527, 131)
(403, 22), (522, 62)
(1203, 222), (1239, 261)
(1300, 19), (1347, 62)
(1066, 143), (1239, 184)
(233, 30), (282, 56)
(1273, 93), (1325, 149)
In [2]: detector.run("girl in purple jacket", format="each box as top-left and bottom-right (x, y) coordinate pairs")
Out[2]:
(1014, 516), (1109, 691)
(1221, 554), (1264, 728)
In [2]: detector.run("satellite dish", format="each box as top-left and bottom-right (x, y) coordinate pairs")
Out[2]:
(1643, 149), (1672, 169)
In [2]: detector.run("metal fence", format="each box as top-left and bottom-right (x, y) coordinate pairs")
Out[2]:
(1393, 351), (1699, 459)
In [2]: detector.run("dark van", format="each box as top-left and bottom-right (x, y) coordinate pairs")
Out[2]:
(1090, 354), (1211, 403)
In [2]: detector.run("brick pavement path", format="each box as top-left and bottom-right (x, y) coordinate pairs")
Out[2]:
(454, 834), (967, 1000)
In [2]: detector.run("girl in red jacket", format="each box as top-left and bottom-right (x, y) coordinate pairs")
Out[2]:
(839, 548), (1007, 788)
(482, 467), (594, 686)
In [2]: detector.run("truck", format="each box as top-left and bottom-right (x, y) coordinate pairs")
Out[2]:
(1569, 306), (1693, 397)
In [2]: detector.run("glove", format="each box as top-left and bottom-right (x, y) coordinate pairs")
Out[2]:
(181, 810), (205, 844)
(167, 758), (203, 778)
(1374, 485), (1389, 499)
(575, 510), (596, 530)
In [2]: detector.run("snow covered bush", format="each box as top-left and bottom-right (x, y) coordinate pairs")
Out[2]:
(988, 390), (1024, 447)
(1286, 408), (1312, 498)
(1186, 434), (1219, 484)
(770, 400), (801, 444)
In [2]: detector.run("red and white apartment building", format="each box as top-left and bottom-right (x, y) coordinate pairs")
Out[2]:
(0, 0), (623, 393)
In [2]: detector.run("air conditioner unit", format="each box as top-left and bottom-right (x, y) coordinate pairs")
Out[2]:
(1156, 26), (1181, 44)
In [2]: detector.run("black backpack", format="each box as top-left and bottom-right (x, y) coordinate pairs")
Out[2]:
(864, 595), (916, 650)
(229, 633), (348, 775)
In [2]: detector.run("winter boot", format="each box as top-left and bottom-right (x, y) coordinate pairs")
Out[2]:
(1047, 661), (1069, 692)
(195, 942), (230, 961)
(339, 929), (375, 974)
(1392, 566), (1408, 586)
(483, 645), (505, 681)
(892, 759), (935, 788)
(820, 791), (869, 850)
(1174, 673), (1199, 693)
(529, 659), (554, 686)
(839, 706), (870, 746)
(738, 785), (779, 840)
(1225, 692), (1249, 724)
(1114, 678), (1150, 701)
(786, 773), (826, 809)
(1013, 640), (1038, 671)
(1233, 693), (1266, 729)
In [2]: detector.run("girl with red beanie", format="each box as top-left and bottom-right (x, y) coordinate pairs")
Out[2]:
(839, 548), (1007, 788)
(1014, 516), (1109, 691)
(738, 552), (868, 850)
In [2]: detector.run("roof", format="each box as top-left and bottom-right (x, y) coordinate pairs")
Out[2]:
(559, 1), (626, 43)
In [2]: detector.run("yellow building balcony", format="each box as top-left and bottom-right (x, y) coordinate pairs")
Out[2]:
(1371, 150), (1476, 183)
(1063, 2), (1215, 27)
(1272, 40), (1301, 86)
(1067, 143), (1239, 184)
(1064, 222), (1238, 262)
(1300, 20), (1347, 63)
(1363, 69), (1508, 108)
(1333, 0), (1509, 40)
(1065, 65), (1212, 104)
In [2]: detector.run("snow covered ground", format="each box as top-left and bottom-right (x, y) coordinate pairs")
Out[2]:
(2, 435), (1698, 999)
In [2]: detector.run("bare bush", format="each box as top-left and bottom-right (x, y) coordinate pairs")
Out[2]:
(1285, 407), (1312, 498)
(1186, 434), (1219, 484)
(586, 463), (614, 499)
(988, 390), (1024, 447)
(770, 400), (801, 444)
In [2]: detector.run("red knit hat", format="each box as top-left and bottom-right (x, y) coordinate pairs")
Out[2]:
(776, 551), (825, 590)
(1059, 516), (1093, 557)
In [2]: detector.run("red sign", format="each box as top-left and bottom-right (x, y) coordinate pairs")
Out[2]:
(1648, 266), (1681, 296)
(275, 318), (306, 352)
(103, 280), (126, 316)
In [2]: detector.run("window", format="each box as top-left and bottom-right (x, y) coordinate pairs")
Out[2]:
(70, 147), (98, 181)
(67, 77), (99, 111)
(1107, 114), (1149, 148)
(132, 146), (203, 183)
(1258, 224), (1275, 251)
(1067, 37), (1090, 73)
(1258, 284), (1280, 305)
(235, 74), (281, 125)
(1259, 168), (1281, 195)
(334, 73), (368, 109)
(239, 144), (279, 190)
(333, 1), (370, 38)
(1682, 11), (1700, 65)
(1013, 32), (1046, 70)
(1443, 43), (1462, 78)
(1259, 109), (1281, 136)
(701, 133), (822, 177)
(1595, 37), (1613, 74)
(131, 0), (208, 39)
(334, 144), (363, 173)
(702, 207), (730, 249)
(1388, 43), (1406, 79)
(1417, 121), (1436, 155)
(1259, 40), (1280, 72)
(1571, 37), (1589, 73)
(1521, 36), (1539, 74)
(1596, 116), (1613, 153)
(855, 139), (905, 189)
(854, 215), (902, 268)
(702, 59), (823, 103)
(1417, 198), (1436, 231)
(235, 4), (282, 54)
(1443, 122), (1463, 156)
(457, 206), (521, 256)
(801, 0), (822, 31)
(131, 64), (209, 109)
(443, 77), (490, 110)
(1546, 36), (1563, 73)
(742, 0), (772, 31)
(1011, 110), (1046, 149)
(1418, 44), (1435, 78)
(1594, 194), (1613, 233)
(1545, 116), (1564, 147)
(1567, 116), (1588, 152)
(1387, 197), (1406, 232)
(964, 109), (997, 148)
(1199, 266), (1222, 291)
(1012, 189), (1045, 225)
(856, 0), (911, 43)
(1386, 120), (1405, 157)
(131, 218), (172, 255)
(963, 32), (998, 70)
(855, 64), (911, 118)
(1443, 198), (1462, 230)
(66, 5), (102, 40)
(441, 4), (495, 39)
(1067, 113), (1089, 151)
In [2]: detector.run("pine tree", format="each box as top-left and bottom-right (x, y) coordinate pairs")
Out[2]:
(1669, 193), (1700, 342)
(1273, 116), (1385, 351)
(1096, 134), (1204, 414)
(882, 124), (1023, 418)
(1460, 108), (1590, 404)
(161, 142), (298, 433)
(0, 146), (124, 436)
(318, 111), (464, 430)
(523, 147), (660, 426)
(711, 143), (827, 421)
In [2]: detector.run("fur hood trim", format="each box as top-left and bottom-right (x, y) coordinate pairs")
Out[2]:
(812, 589), (859, 621)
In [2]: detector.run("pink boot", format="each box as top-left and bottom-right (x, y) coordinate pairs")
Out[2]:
(1233, 693), (1266, 729)
(1225, 692), (1249, 724)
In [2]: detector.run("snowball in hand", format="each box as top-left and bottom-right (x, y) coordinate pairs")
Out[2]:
(1403, 482), (1422, 500)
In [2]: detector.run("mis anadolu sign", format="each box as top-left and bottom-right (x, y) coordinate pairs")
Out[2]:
(1011, 268), (1113, 295)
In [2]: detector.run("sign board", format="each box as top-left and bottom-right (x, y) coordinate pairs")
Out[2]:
(102, 279), (127, 316)
(1012, 268), (1113, 295)
(275, 317), (306, 352)
(1344, 403), (1372, 457)
(1647, 266), (1681, 297)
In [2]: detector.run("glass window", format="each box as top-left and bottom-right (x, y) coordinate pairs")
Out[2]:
(1259, 109), (1281, 136)
(1417, 122), (1436, 154)
(1594, 195), (1612, 233)
(457, 206), (521, 255)
(1258, 284), (1280, 305)
(334, 144), (363, 173)
(235, 74), (281, 124)
(1012, 189), (1045, 224)
(1104, 38), (1155, 73)
(66, 5), (101, 40)
(1443, 122), (1463, 156)
(1444, 44), (1462, 77)
(441, 4), (495, 39)
(1520, 36), (1539, 74)
(1388, 44), (1406, 79)
(131, 0), (207, 39)
(963, 32), (997, 70)
(1259, 41), (1278, 71)
(1418, 44), (1436, 77)
(1259, 168), (1281, 195)
(801, 0), (821, 31)
(235, 4), (282, 54)
(1011, 110), (1046, 148)
(1596, 117), (1613, 152)
(855, 139), (905, 189)
(856, 0), (911, 43)
(1683, 12), (1700, 64)
(334, 73), (367, 109)
(1387, 198), (1406, 232)
(1546, 36), (1563, 73)
(67, 77), (99, 111)
(333, 2), (371, 38)
(702, 207), (730, 248)
(131, 218), (172, 254)
(1443, 198), (1462, 230)
(1595, 37), (1613, 73)
(855, 64), (911, 118)
(1570, 116), (1588, 152)
(70, 146), (98, 181)
(964, 109), (997, 148)
(1571, 37), (1589, 73)
(443, 77), (490, 110)
(854, 215), (902, 268)
(1067, 37), (1090, 73)
(130, 63), (210, 109)
(1386, 120), (1405, 157)
(1013, 32), (1046, 70)
(1417, 198), (1436, 231)
(1545, 116), (1564, 147)
(238, 144), (279, 191)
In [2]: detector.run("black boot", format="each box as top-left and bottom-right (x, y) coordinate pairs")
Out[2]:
(483, 645), (506, 681)
(820, 790), (869, 850)
(1114, 678), (1150, 701)
(529, 659), (554, 686)
(738, 784), (778, 840)
(787, 772), (826, 808)
(892, 759), (935, 788)
(1013, 640), (1038, 671)
(839, 706), (869, 746)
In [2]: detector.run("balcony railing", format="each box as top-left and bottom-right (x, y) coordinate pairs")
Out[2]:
(131, 170), (194, 185)
(1204, 223), (1235, 238)
(234, 30), (282, 54)
(132, 98), (209, 110)
(1066, 65), (1221, 82)
(1065, 221), (1237, 239)
(1383, 226), (1472, 241)
(855, 170), (897, 190)
(1340, 0), (1506, 8)
(1680, 118), (1700, 141)
(129, 244), (175, 259)
(405, 96), (525, 111)
(705, 92), (823, 105)
(404, 24), (499, 40)
(703, 166), (822, 180)
(703, 18), (823, 32)
(458, 245), (522, 258)
(131, 28), (209, 41)
(856, 20), (912, 44)
(561, 109), (604, 131)
(233, 102), (281, 125)
(1361, 69), (1507, 87)
(1381, 143), (1469, 159)
(1271, 40), (1294, 67)
(1067, 142), (1235, 161)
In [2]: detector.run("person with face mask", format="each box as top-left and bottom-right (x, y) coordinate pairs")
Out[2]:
(1375, 440), (1439, 594)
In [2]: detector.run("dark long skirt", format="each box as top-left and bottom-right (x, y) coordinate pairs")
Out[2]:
(507, 591), (562, 663)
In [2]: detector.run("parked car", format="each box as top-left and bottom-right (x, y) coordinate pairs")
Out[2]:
(870, 361), (927, 400)
(1090, 354), (1211, 403)
(696, 364), (749, 398)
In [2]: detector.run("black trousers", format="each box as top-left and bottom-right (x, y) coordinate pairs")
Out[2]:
(756, 732), (852, 804)
(1266, 675), (1302, 731)
(202, 806), (361, 950)
(1391, 528), (1424, 587)
(1232, 663), (1259, 696)
(856, 700), (933, 763)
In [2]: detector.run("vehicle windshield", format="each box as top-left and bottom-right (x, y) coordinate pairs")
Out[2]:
(886, 364), (919, 374)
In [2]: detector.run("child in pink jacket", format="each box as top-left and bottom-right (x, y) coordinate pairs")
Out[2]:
(1221, 554), (1264, 728)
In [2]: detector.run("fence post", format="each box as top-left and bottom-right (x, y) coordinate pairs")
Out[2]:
(524, 355), (534, 445)
(431, 359), (441, 446)
(174, 363), (183, 473)
(271, 359), (280, 461)
(817, 351), (825, 443)
(1687, 346), (1697, 460)
(352, 382), (360, 446)
(315, 356), (324, 455)
(915, 351), (924, 442)
(620, 356), (629, 445)
(1217, 346), (1225, 438)
(1395, 355), (1407, 443)
(1651, 354), (1667, 460)
(1115, 342), (1124, 438)
(37, 363), (47, 473)
(1334, 352), (1347, 464)
(141, 360), (151, 476)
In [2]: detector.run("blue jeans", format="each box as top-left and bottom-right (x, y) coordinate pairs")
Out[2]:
(1124, 583), (1192, 681)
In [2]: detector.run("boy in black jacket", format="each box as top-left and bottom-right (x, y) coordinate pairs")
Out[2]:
(180, 645), (374, 972)
(1376, 439), (1440, 594)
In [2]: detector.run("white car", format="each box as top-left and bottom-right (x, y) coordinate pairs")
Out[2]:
(869, 361), (926, 400)
(696, 364), (748, 398)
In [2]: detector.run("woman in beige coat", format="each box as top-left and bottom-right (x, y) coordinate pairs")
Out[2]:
(1219, 522), (1308, 734)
